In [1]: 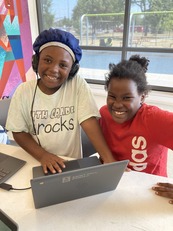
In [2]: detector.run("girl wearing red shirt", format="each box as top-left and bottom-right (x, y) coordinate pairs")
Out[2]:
(99, 55), (173, 177)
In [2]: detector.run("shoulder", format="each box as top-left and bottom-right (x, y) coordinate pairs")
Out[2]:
(14, 80), (37, 92)
(99, 105), (113, 126)
(100, 105), (108, 113)
(99, 105), (111, 118)
(141, 103), (170, 114)
(139, 103), (173, 120)
(66, 75), (91, 93)
(72, 75), (88, 86)
(12, 80), (37, 101)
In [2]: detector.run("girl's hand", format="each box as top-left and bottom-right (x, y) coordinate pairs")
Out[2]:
(152, 182), (173, 204)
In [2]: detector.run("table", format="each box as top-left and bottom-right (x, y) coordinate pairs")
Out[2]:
(1, 144), (173, 231)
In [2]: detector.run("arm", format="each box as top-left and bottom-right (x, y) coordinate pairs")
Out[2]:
(152, 182), (173, 204)
(80, 117), (116, 163)
(13, 132), (65, 174)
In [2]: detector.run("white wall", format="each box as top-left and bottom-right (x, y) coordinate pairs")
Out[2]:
(28, 0), (39, 43)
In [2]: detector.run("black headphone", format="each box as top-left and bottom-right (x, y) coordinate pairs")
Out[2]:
(32, 54), (79, 79)
(32, 54), (39, 74)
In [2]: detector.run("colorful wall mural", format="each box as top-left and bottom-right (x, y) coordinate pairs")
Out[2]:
(0, 0), (35, 99)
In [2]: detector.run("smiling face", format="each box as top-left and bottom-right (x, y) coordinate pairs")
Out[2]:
(37, 46), (73, 95)
(107, 78), (145, 124)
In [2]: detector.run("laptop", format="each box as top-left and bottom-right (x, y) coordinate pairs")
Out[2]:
(0, 152), (26, 184)
(31, 156), (128, 209)
(0, 209), (18, 231)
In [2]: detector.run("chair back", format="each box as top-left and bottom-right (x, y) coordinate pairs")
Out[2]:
(0, 98), (11, 127)
(81, 128), (96, 157)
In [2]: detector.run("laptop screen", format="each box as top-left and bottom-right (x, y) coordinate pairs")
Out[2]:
(0, 209), (18, 231)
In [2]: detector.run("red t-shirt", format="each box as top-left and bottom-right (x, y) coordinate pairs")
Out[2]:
(99, 104), (173, 176)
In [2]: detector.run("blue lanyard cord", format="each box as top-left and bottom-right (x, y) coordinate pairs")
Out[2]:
(0, 128), (10, 144)
(0, 129), (5, 133)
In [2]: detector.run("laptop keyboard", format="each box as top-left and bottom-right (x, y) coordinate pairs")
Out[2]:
(0, 168), (10, 182)
(0, 152), (26, 184)
(0, 154), (8, 162)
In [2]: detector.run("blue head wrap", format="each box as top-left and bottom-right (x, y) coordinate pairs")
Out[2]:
(33, 28), (82, 63)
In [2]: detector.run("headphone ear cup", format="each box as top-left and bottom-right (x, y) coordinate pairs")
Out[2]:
(69, 63), (80, 79)
(32, 54), (39, 73)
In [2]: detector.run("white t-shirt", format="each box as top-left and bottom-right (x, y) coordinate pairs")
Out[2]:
(6, 76), (100, 159)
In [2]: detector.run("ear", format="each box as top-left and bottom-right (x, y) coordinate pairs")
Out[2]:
(140, 93), (146, 104)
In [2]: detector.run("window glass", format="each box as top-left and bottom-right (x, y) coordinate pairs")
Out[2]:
(79, 50), (121, 80)
(129, 1), (173, 48)
(38, 0), (125, 47)
(127, 52), (173, 88)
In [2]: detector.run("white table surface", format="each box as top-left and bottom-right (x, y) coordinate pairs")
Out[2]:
(1, 144), (173, 231)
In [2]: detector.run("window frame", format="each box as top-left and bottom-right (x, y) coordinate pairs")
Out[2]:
(35, 0), (173, 92)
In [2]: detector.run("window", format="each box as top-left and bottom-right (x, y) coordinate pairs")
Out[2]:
(36, 0), (173, 92)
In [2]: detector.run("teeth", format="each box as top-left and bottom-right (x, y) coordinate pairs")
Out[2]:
(115, 111), (124, 115)
(46, 75), (58, 80)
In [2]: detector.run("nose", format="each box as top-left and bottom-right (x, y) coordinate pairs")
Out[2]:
(113, 98), (123, 108)
(49, 63), (59, 73)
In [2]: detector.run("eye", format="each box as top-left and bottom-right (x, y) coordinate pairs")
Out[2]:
(59, 63), (69, 69)
(123, 96), (133, 101)
(108, 93), (116, 99)
(44, 57), (52, 64)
